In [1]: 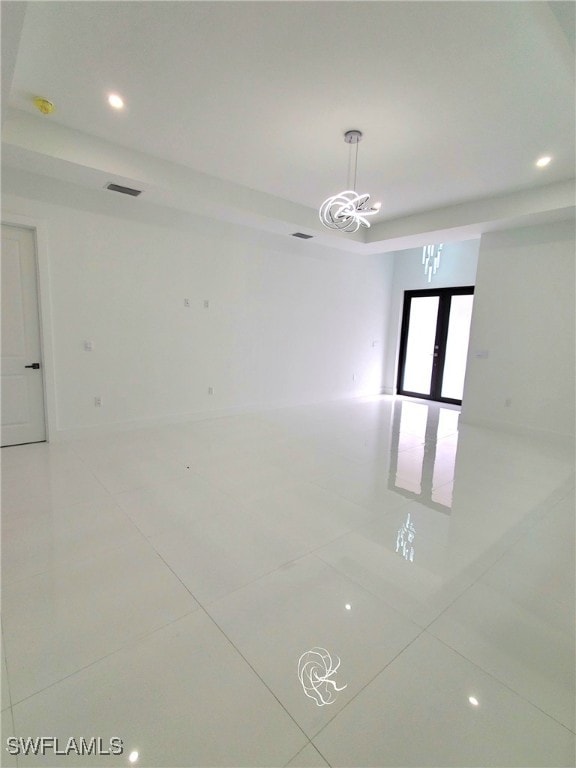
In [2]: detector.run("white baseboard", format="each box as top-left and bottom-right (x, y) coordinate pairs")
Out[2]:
(458, 414), (575, 447)
(49, 390), (383, 442)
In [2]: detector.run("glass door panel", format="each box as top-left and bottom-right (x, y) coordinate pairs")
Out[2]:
(441, 294), (474, 401)
(401, 296), (439, 396)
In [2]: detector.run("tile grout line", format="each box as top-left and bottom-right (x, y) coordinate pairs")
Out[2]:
(6, 606), (201, 711)
(113, 462), (414, 617)
(418, 479), (576, 634)
(312, 476), (575, 652)
(73, 445), (193, 498)
(1, 623), (16, 759)
(150, 549), (315, 760)
(424, 629), (576, 736)
(310, 548), (575, 734)
(282, 554), (432, 743)
(284, 741), (333, 768)
(309, 626), (428, 744)
(1, 525), (150, 589)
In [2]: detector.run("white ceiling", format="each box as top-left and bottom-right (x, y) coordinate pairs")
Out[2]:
(2, 1), (575, 248)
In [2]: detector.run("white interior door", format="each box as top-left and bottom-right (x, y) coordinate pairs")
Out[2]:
(1, 225), (46, 446)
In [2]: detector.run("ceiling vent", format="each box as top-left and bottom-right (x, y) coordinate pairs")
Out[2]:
(106, 183), (142, 197)
(291, 232), (313, 239)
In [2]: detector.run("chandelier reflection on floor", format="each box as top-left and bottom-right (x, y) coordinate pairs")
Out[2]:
(396, 512), (416, 562)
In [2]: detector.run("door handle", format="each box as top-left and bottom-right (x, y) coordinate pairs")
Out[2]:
(25, 363), (40, 369)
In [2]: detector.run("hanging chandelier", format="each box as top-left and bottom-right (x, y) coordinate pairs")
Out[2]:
(319, 130), (381, 233)
(423, 243), (443, 282)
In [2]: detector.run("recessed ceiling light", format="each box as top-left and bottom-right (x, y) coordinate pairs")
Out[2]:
(536, 156), (552, 168)
(128, 751), (139, 763)
(345, 604), (352, 610)
(108, 93), (124, 109)
(468, 696), (479, 707)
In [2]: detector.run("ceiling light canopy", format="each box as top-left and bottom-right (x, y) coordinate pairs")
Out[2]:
(536, 155), (552, 167)
(108, 93), (124, 109)
(319, 130), (381, 233)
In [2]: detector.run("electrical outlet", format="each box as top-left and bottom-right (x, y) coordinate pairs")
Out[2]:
(504, 397), (512, 407)
(203, 299), (210, 309)
(208, 387), (214, 395)
(94, 396), (102, 407)
(83, 340), (94, 352)
(352, 374), (356, 382)
(184, 298), (191, 307)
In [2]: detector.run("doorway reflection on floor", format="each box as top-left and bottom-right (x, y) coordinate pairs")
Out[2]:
(388, 397), (459, 514)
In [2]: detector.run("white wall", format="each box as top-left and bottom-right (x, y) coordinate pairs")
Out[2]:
(383, 239), (480, 393)
(461, 219), (575, 438)
(2, 170), (394, 438)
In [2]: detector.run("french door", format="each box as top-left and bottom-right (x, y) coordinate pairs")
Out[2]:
(396, 286), (474, 405)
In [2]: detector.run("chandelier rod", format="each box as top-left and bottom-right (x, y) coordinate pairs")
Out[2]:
(346, 142), (351, 190)
(346, 138), (359, 191)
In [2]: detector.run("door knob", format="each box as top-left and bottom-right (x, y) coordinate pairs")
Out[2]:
(25, 363), (40, 369)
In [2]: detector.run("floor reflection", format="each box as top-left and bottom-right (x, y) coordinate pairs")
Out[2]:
(395, 512), (416, 562)
(388, 399), (459, 513)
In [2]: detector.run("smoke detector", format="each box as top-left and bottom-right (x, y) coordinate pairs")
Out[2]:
(33, 97), (55, 115)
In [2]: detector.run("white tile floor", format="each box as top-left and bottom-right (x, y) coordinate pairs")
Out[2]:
(1, 397), (574, 766)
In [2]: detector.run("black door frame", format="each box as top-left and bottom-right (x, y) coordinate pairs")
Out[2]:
(396, 286), (474, 405)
